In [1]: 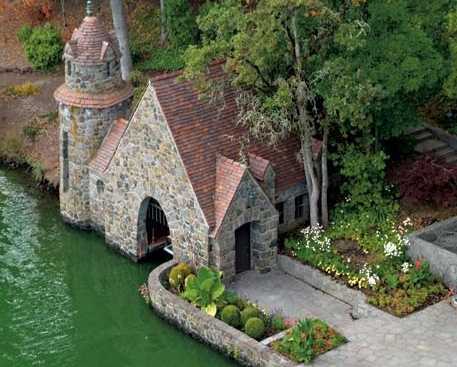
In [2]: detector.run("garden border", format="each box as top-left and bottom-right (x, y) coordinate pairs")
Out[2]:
(408, 217), (457, 290)
(277, 254), (384, 319)
(147, 260), (298, 367)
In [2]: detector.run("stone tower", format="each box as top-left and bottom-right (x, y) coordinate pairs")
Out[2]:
(54, 1), (132, 227)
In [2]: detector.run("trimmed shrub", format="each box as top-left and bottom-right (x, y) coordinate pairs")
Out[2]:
(169, 262), (192, 291)
(240, 306), (260, 326)
(244, 317), (265, 339)
(220, 305), (241, 328)
(138, 47), (185, 72)
(18, 23), (63, 70)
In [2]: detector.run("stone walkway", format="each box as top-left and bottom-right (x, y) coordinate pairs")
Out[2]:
(231, 270), (457, 367)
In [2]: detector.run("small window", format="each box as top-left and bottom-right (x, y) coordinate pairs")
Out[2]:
(62, 131), (69, 192)
(276, 202), (284, 225)
(106, 62), (112, 77)
(96, 180), (104, 194)
(295, 194), (305, 219)
(67, 61), (72, 76)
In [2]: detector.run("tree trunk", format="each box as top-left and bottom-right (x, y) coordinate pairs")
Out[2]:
(321, 126), (329, 228)
(110, 0), (132, 81)
(160, 0), (166, 46)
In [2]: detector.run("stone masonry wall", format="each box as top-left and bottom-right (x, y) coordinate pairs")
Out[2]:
(65, 60), (123, 93)
(103, 85), (210, 264)
(59, 100), (131, 227)
(88, 170), (106, 233)
(276, 182), (308, 233)
(148, 260), (296, 367)
(212, 172), (279, 282)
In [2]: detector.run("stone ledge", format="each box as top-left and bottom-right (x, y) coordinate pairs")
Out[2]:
(148, 260), (297, 367)
(277, 255), (383, 319)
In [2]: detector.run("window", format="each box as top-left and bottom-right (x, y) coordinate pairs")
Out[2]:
(276, 202), (284, 225)
(67, 61), (71, 76)
(62, 131), (69, 192)
(106, 61), (112, 77)
(295, 194), (305, 219)
(96, 180), (104, 194)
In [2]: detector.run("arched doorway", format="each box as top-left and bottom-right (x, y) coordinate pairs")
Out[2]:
(235, 222), (251, 273)
(138, 197), (170, 258)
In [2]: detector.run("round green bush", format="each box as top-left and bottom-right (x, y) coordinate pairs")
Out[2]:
(221, 305), (241, 328)
(245, 317), (265, 339)
(271, 314), (286, 332)
(169, 263), (192, 290)
(241, 306), (260, 326)
(21, 24), (63, 71)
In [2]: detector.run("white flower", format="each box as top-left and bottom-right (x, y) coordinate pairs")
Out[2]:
(401, 262), (411, 273)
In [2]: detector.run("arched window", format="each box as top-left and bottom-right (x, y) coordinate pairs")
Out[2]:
(96, 180), (104, 194)
(67, 61), (72, 76)
(145, 198), (170, 244)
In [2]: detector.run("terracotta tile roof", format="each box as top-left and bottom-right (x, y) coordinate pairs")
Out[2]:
(65, 16), (120, 64)
(90, 118), (128, 174)
(248, 153), (271, 181)
(151, 65), (305, 230)
(214, 155), (247, 233)
(54, 84), (133, 108)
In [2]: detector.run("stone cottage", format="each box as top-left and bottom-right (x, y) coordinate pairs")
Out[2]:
(54, 9), (308, 280)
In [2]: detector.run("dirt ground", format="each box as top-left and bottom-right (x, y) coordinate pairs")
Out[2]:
(0, 70), (63, 185)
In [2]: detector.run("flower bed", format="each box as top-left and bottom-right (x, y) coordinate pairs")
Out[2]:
(271, 319), (346, 364)
(167, 263), (289, 340)
(164, 262), (346, 364)
(285, 212), (448, 317)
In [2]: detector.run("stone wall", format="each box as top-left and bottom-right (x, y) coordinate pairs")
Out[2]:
(211, 172), (279, 282)
(276, 182), (308, 233)
(148, 260), (297, 367)
(88, 170), (106, 233)
(103, 85), (210, 264)
(408, 218), (457, 290)
(59, 100), (131, 227)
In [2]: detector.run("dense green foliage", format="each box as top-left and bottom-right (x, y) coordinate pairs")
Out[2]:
(169, 262), (193, 292)
(138, 47), (185, 72)
(165, 0), (199, 49)
(220, 305), (241, 327)
(17, 23), (63, 71)
(244, 317), (265, 340)
(240, 306), (260, 326)
(272, 319), (346, 364)
(181, 266), (225, 316)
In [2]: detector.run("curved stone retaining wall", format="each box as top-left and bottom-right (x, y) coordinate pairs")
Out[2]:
(148, 260), (296, 367)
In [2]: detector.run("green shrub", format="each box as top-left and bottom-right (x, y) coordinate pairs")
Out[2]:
(220, 305), (241, 328)
(169, 262), (192, 291)
(17, 25), (33, 44)
(182, 266), (225, 316)
(240, 306), (260, 326)
(139, 47), (185, 72)
(18, 23), (63, 71)
(271, 314), (286, 333)
(165, 0), (198, 49)
(244, 317), (265, 340)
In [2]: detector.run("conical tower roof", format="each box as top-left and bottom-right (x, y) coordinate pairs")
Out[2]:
(65, 16), (120, 65)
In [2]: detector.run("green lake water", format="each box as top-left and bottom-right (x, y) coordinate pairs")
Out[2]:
(0, 168), (237, 367)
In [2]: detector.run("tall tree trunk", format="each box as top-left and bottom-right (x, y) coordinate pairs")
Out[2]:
(321, 126), (329, 228)
(160, 0), (166, 46)
(110, 0), (132, 81)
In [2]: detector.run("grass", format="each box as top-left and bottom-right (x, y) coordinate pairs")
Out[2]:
(4, 82), (40, 97)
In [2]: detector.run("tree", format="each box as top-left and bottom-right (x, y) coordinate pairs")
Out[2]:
(183, 0), (370, 227)
(184, 0), (446, 227)
(110, 0), (132, 80)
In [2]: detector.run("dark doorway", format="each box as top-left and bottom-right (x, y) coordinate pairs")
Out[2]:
(235, 223), (251, 273)
(145, 198), (170, 245)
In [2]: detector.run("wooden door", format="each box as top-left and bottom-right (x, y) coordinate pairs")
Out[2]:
(235, 223), (251, 273)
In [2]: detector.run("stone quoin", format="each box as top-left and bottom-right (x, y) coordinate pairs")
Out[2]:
(55, 9), (309, 280)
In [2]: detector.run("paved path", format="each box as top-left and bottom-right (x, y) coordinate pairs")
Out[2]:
(231, 270), (457, 367)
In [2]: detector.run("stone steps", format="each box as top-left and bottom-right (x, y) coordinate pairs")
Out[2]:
(410, 125), (457, 165)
